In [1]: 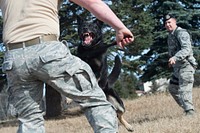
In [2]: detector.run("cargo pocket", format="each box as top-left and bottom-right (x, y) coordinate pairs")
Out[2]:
(65, 62), (81, 76)
(71, 69), (93, 92)
(180, 70), (194, 84)
(2, 60), (13, 73)
(65, 58), (94, 89)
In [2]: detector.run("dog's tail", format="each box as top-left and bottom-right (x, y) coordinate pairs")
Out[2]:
(107, 55), (122, 87)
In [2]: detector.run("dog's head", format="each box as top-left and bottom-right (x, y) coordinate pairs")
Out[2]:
(77, 17), (103, 47)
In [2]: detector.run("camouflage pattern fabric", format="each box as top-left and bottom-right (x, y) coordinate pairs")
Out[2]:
(167, 27), (196, 112)
(2, 41), (118, 133)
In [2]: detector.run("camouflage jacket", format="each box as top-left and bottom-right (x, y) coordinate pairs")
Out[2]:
(167, 27), (197, 68)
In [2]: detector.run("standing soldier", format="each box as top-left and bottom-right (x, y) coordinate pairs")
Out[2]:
(0, 0), (134, 133)
(164, 14), (197, 116)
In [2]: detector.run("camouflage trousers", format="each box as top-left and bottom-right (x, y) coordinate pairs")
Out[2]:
(2, 41), (118, 133)
(168, 64), (195, 112)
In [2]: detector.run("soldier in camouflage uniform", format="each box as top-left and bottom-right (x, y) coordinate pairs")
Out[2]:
(164, 14), (197, 116)
(0, 0), (134, 133)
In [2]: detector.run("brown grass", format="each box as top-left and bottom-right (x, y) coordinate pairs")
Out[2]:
(1, 88), (200, 133)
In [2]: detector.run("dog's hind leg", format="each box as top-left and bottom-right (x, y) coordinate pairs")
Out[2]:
(117, 112), (134, 132)
(107, 93), (134, 132)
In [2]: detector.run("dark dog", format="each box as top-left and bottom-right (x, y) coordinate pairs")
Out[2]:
(77, 17), (134, 132)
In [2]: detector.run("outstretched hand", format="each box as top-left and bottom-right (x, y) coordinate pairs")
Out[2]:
(116, 28), (134, 49)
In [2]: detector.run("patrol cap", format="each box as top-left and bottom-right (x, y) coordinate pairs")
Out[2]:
(164, 14), (176, 22)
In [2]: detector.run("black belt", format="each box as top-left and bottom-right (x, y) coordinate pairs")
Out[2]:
(169, 80), (179, 85)
(6, 34), (58, 50)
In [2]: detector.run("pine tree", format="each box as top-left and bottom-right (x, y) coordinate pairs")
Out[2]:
(104, 0), (156, 82)
(0, 1), (199, 100)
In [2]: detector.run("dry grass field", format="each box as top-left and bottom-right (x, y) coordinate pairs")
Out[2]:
(1, 88), (200, 133)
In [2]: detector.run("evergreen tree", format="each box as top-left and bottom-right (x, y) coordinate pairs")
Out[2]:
(0, 1), (199, 95)
(102, 0), (156, 87)
(100, 0), (156, 95)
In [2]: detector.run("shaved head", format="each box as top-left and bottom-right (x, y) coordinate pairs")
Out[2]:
(165, 18), (177, 32)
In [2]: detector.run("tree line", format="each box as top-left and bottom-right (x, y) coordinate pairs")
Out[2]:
(0, 0), (200, 98)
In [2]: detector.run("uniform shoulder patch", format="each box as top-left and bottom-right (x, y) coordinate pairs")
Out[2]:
(179, 31), (190, 42)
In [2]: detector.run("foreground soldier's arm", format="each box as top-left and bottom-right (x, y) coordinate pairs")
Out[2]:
(69, 0), (134, 48)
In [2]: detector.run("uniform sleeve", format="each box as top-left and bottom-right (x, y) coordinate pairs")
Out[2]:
(173, 30), (192, 61)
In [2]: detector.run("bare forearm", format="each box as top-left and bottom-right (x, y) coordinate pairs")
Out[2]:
(70, 0), (126, 31)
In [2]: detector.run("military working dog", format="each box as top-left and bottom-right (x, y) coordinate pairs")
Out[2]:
(76, 17), (134, 132)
